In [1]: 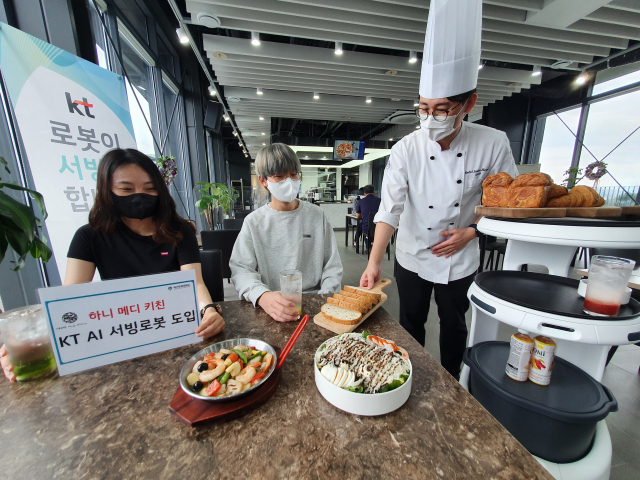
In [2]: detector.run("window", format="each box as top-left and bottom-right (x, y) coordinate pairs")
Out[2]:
(86, 0), (109, 69)
(114, 0), (148, 42)
(157, 35), (175, 78)
(593, 69), (640, 96)
(536, 108), (581, 185)
(578, 89), (640, 205)
(119, 27), (158, 157)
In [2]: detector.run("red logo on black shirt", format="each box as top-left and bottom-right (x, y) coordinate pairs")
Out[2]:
(161, 252), (168, 256)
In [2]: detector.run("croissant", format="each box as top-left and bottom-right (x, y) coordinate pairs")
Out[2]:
(482, 172), (513, 207)
(571, 186), (601, 207)
(510, 172), (552, 188)
(546, 194), (577, 208)
(547, 184), (568, 200)
(508, 186), (549, 208)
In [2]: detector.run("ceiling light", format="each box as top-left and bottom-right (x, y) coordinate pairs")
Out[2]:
(223, 114), (230, 122)
(409, 50), (417, 63)
(575, 74), (587, 85)
(176, 27), (189, 44)
(478, 62), (483, 70)
(262, 143), (266, 145)
(233, 131), (238, 137)
(256, 87), (263, 95)
(416, 125), (420, 129)
(322, 156), (326, 159)
(244, 154), (248, 157)
(532, 65), (542, 76)
(366, 97), (372, 103)
(413, 100), (419, 107)
(251, 31), (260, 46)
(238, 141), (243, 147)
(305, 155), (309, 158)
(259, 116), (264, 120)
(314, 92), (320, 99)
(389, 138), (393, 141)
(208, 86), (217, 96)
(335, 41), (343, 55)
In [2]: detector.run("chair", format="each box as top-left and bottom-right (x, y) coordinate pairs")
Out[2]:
(223, 218), (244, 230)
(201, 229), (241, 282)
(200, 249), (224, 302)
(484, 236), (507, 271)
(364, 212), (390, 260)
(234, 210), (251, 220)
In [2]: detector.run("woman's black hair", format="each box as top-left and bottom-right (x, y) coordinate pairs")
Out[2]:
(89, 148), (194, 245)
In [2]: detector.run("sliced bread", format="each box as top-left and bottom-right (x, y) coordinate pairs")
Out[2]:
(344, 285), (381, 304)
(321, 304), (362, 325)
(335, 293), (372, 310)
(327, 296), (367, 314)
(339, 290), (373, 308)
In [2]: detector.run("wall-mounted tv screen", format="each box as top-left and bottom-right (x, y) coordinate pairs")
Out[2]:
(334, 140), (365, 160)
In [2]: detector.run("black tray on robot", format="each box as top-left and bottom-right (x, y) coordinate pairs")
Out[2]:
(464, 341), (618, 464)
(474, 271), (640, 320)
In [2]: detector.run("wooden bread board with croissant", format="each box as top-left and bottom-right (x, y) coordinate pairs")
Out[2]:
(621, 206), (640, 215)
(475, 206), (623, 219)
(314, 278), (391, 334)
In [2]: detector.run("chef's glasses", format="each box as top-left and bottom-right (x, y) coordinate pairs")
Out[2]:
(414, 101), (464, 122)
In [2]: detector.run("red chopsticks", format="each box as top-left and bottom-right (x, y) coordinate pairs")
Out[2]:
(276, 314), (309, 369)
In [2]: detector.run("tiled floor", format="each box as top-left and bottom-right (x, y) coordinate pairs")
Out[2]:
(223, 231), (640, 479)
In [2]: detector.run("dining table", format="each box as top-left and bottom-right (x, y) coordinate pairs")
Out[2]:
(0, 294), (553, 480)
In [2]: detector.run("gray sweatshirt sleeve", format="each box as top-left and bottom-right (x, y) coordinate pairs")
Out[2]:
(229, 226), (270, 306)
(318, 215), (343, 294)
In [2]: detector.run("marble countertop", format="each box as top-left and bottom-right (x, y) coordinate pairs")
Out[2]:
(0, 295), (552, 479)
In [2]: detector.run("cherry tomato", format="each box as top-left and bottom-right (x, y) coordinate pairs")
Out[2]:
(228, 353), (239, 363)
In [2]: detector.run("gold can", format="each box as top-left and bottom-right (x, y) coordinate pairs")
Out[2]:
(506, 333), (534, 381)
(528, 335), (556, 386)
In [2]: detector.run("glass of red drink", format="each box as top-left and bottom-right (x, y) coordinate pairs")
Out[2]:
(583, 256), (636, 317)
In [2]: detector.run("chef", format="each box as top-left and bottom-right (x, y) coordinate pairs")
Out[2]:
(360, 0), (518, 380)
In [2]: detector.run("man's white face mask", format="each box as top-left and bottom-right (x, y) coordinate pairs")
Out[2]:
(267, 177), (301, 203)
(419, 101), (467, 141)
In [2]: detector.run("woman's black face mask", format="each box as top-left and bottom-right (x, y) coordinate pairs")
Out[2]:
(111, 192), (159, 219)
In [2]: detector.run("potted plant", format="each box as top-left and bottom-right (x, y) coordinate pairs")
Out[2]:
(0, 157), (51, 270)
(195, 182), (239, 230)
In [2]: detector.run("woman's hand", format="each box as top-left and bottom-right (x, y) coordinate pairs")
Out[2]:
(195, 307), (225, 340)
(258, 291), (299, 323)
(1, 345), (16, 382)
(431, 228), (477, 258)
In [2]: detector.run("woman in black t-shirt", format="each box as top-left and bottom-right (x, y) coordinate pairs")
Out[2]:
(1, 149), (224, 382)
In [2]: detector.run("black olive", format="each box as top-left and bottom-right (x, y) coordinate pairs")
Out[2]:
(197, 362), (209, 372)
(221, 354), (229, 360)
(192, 381), (203, 392)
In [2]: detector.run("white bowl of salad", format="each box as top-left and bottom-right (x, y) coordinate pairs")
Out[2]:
(314, 331), (412, 416)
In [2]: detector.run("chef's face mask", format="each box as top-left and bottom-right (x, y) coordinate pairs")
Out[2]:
(420, 101), (468, 142)
(266, 176), (301, 203)
(111, 192), (159, 219)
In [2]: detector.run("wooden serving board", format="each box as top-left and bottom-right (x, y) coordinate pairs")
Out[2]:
(313, 278), (392, 334)
(621, 206), (640, 215)
(564, 206), (622, 218)
(475, 206), (566, 218)
(169, 348), (281, 428)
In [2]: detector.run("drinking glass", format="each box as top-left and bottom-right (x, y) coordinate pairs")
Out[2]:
(280, 269), (302, 318)
(583, 256), (636, 317)
(0, 305), (57, 381)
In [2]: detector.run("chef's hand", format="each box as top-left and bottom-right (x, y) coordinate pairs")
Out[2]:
(431, 228), (477, 258)
(360, 262), (382, 289)
(1, 345), (16, 383)
(258, 291), (299, 323)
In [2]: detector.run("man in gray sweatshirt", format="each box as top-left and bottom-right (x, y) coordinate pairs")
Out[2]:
(230, 144), (343, 322)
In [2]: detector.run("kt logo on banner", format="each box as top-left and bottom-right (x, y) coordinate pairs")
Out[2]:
(66, 92), (95, 118)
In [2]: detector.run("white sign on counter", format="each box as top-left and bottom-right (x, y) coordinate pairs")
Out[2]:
(38, 271), (201, 376)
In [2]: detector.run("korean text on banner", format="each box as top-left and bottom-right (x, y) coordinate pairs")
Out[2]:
(0, 22), (136, 280)
(38, 270), (200, 376)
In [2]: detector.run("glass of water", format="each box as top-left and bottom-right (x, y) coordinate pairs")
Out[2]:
(280, 269), (302, 318)
(584, 256), (636, 317)
(0, 305), (57, 381)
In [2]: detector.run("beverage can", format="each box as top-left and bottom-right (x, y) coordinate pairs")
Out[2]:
(505, 333), (534, 381)
(528, 335), (556, 386)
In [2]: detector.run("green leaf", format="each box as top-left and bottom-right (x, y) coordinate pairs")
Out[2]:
(0, 190), (36, 242)
(0, 182), (48, 220)
(0, 156), (9, 175)
(0, 231), (8, 265)
(29, 236), (52, 262)
(3, 223), (30, 256)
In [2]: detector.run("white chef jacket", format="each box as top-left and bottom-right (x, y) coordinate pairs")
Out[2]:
(375, 121), (518, 284)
